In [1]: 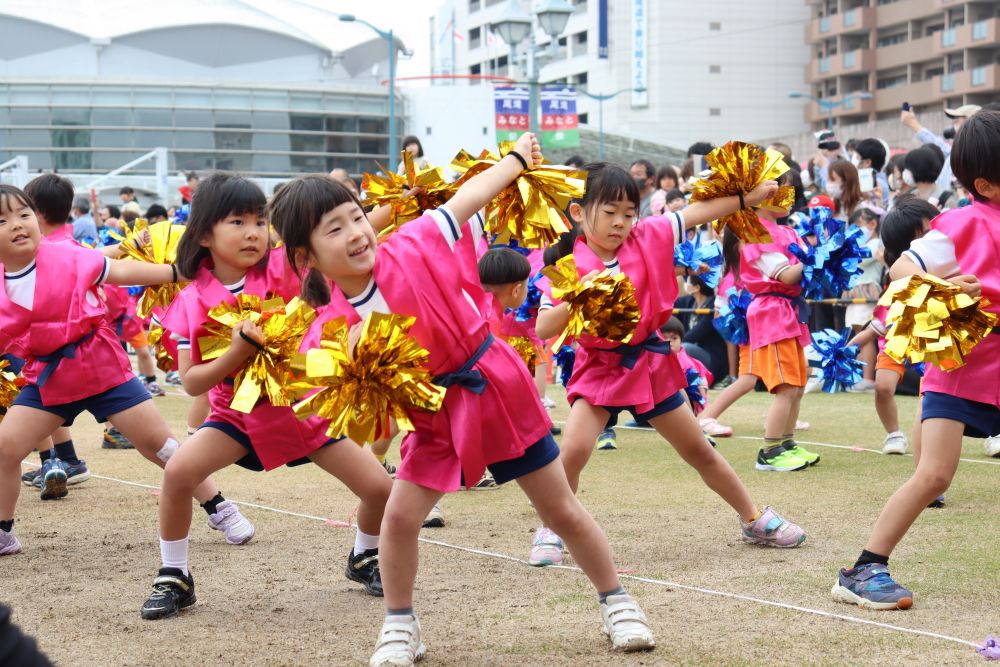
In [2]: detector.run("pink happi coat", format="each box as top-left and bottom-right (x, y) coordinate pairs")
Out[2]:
(42, 225), (73, 244)
(740, 219), (811, 350)
(484, 294), (544, 364)
(556, 217), (686, 413)
(920, 200), (1000, 407)
(308, 214), (551, 493)
(0, 242), (133, 404)
(103, 284), (143, 341)
(161, 249), (328, 470)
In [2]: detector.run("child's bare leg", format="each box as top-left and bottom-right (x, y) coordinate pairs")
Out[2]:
(764, 384), (798, 440)
(135, 345), (156, 379)
(378, 480), (443, 610)
(864, 418), (963, 556)
(726, 342), (738, 377)
(648, 405), (757, 520)
(700, 374), (755, 421)
(781, 386), (805, 436)
(308, 439), (392, 537)
(186, 393), (210, 435)
(911, 399), (923, 464)
(534, 362), (547, 398)
(557, 400), (611, 493)
(874, 369), (901, 433)
(107, 401), (221, 503)
(517, 460), (620, 591)
(0, 407), (65, 521)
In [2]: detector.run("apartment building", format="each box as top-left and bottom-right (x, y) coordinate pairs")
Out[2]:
(805, 0), (1000, 130)
(432, 0), (811, 148)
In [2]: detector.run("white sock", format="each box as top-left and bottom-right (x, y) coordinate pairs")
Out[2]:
(353, 529), (379, 556)
(160, 536), (190, 575)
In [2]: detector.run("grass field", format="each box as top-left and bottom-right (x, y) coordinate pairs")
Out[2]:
(6, 384), (999, 666)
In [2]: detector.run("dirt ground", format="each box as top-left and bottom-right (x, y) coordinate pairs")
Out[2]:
(5, 385), (999, 666)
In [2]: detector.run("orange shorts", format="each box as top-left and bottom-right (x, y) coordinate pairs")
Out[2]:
(128, 330), (148, 349)
(875, 351), (906, 384)
(738, 345), (751, 376)
(749, 338), (808, 392)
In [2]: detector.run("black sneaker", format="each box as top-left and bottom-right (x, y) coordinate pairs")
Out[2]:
(141, 567), (196, 620)
(345, 548), (383, 597)
(550, 424), (562, 436)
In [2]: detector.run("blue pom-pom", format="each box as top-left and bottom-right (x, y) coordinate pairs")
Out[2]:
(809, 328), (865, 393)
(127, 285), (145, 298)
(674, 235), (723, 289)
(97, 227), (117, 246)
(713, 287), (752, 345)
(174, 203), (190, 224)
(554, 345), (575, 388)
(489, 236), (532, 256)
(789, 222), (872, 300)
(515, 272), (543, 322)
(794, 206), (838, 242)
(684, 367), (706, 411)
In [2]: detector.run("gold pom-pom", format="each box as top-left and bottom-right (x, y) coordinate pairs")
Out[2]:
(0, 358), (25, 422)
(111, 219), (187, 317)
(362, 151), (460, 241)
(505, 336), (539, 370)
(541, 255), (641, 349)
(689, 141), (795, 243)
(880, 273), (998, 371)
(197, 295), (317, 412)
(147, 325), (176, 373)
(451, 143), (584, 248)
(292, 313), (446, 444)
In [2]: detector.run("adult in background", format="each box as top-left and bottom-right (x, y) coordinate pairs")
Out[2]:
(825, 161), (864, 219)
(565, 155), (586, 169)
(848, 138), (890, 208)
(70, 197), (98, 244)
(329, 168), (360, 196)
(674, 274), (728, 384)
(900, 104), (979, 191)
(629, 159), (656, 217)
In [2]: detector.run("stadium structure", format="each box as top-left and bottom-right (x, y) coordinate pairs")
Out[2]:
(0, 0), (405, 203)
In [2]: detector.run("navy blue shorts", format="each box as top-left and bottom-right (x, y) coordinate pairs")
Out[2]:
(921, 391), (1000, 439)
(596, 390), (687, 429)
(12, 377), (150, 426)
(0, 353), (24, 375)
(201, 421), (341, 472)
(483, 433), (561, 486)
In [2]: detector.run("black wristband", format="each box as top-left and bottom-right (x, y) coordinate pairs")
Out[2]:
(171, 264), (178, 283)
(737, 190), (746, 210)
(239, 330), (265, 351)
(508, 151), (529, 171)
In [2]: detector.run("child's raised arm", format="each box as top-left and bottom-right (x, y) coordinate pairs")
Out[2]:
(846, 325), (878, 349)
(444, 133), (542, 225)
(681, 180), (779, 230)
(105, 258), (176, 287)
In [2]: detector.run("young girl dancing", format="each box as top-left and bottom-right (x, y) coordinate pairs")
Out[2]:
(730, 198), (820, 472)
(272, 133), (658, 666)
(832, 110), (1000, 609)
(0, 184), (253, 557)
(531, 163), (806, 569)
(140, 174), (392, 619)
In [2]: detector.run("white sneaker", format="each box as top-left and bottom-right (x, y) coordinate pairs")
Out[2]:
(985, 435), (1000, 458)
(847, 380), (876, 393)
(882, 431), (908, 455)
(207, 500), (255, 545)
(600, 594), (655, 652)
(0, 528), (21, 556)
(528, 526), (564, 566)
(369, 614), (426, 667)
(421, 504), (445, 528)
(541, 396), (556, 409)
(699, 417), (733, 437)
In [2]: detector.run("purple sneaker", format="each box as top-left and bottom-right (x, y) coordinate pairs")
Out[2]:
(0, 528), (21, 556)
(739, 506), (805, 548)
(832, 563), (913, 610)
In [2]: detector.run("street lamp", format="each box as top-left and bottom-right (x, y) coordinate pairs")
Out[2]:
(339, 14), (406, 164)
(789, 90), (874, 131)
(578, 87), (646, 160)
(491, 0), (574, 135)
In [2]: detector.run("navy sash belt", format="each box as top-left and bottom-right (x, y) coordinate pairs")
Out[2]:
(36, 329), (97, 387)
(432, 333), (493, 395)
(757, 291), (810, 324)
(607, 333), (672, 369)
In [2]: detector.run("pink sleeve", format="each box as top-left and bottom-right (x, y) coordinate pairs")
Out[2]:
(67, 243), (109, 286)
(160, 288), (193, 342)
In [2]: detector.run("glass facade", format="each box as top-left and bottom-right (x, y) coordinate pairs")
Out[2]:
(0, 83), (398, 177)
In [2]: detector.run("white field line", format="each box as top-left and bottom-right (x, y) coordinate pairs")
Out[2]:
(25, 461), (985, 653)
